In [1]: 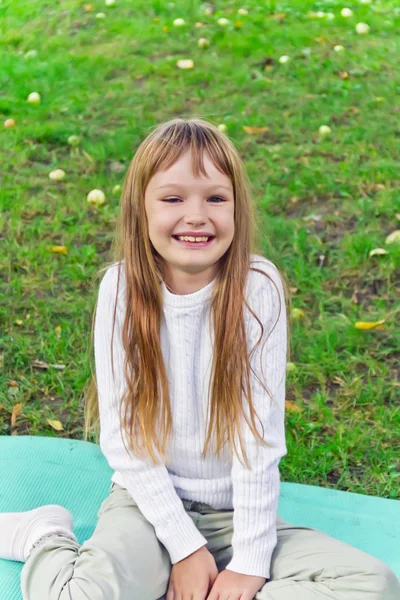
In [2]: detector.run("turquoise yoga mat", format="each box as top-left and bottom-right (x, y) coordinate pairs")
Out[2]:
(0, 436), (399, 600)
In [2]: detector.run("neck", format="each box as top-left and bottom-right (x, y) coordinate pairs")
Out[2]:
(165, 283), (177, 294)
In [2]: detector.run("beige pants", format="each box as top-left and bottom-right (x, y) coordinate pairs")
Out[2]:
(21, 482), (400, 600)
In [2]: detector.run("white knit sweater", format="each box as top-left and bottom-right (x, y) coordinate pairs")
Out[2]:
(94, 254), (288, 579)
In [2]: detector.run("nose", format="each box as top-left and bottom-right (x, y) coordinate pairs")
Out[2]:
(183, 200), (209, 224)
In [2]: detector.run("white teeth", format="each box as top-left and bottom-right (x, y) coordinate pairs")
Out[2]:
(177, 236), (210, 242)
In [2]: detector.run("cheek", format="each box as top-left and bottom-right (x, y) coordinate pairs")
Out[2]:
(151, 213), (172, 233)
(218, 213), (235, 233)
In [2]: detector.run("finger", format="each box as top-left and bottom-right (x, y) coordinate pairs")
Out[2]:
(207, 583), (220, 599)
(193, 591), (210, 600)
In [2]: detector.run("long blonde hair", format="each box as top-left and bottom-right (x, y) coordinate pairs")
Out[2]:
(83, 117), (292, 469)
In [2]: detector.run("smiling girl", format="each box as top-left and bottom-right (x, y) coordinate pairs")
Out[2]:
(1, 118), (399, 600)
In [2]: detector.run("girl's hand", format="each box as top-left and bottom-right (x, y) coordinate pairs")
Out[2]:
(166, 545), (219, 600)
(206, 569), (267, 600)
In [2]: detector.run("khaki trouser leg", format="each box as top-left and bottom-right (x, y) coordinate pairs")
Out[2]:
(21, 482), (400, 600)
(200, 509), (400, 600)
(21, 483), (171, 600)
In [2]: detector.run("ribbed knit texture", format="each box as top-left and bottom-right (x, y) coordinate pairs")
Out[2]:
(94, 254), (288, 579)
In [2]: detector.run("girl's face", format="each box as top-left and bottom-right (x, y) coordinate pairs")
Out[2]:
(144, 148), (235, 294)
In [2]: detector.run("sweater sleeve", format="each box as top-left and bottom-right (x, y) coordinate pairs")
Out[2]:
(225, 261), (288, 579)
(94, 266), (208, 564)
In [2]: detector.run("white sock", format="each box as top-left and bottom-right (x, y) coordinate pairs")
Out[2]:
(0, 505), (78, 562)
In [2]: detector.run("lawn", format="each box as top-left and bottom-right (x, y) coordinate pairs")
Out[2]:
(1, 0), (399, 500)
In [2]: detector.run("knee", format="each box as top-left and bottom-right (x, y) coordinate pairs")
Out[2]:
(367, 561), (400, 599)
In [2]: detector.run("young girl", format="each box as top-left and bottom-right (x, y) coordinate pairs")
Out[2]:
(1, 118), (399, 600)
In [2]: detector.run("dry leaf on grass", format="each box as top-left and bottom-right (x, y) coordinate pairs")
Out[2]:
(32, 360), (66, 370)
(243, 126), (269, 134)
(47, 419), (64, 432)
(11, 403), (22, 434)
(51, 246), (68, 254)
(285, 401), (301, 413)
(354, 319), (385, 330)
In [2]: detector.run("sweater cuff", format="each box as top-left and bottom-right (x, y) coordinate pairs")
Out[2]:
(155, 511), (209, 564)
(224, 539), (276, 579)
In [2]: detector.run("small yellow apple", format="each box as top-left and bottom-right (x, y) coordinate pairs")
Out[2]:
(341, 8), (353, 17)
(67, 135), (80, 146)
(177, 59), (194, 69)
(49, 169), (66, 181)
(355, 22), (370, 34)
(27, 92), (41, 104)
(87, 189), (106, 206)
(198, 38), (210, 48)
(319, 125), (332, 135)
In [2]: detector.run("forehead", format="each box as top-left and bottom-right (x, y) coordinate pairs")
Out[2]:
(148, 150), (233, 191)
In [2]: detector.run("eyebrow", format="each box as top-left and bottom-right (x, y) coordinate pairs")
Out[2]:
(155, 183), (232, 192)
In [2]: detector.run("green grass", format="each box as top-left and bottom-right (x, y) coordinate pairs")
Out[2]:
(1, 0), (399, 500)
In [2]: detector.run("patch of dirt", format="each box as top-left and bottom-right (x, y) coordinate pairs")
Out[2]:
(104, 69), (128, 81)
(348, 466), (364, 481)
(242, 131), (286, 148)
(285, 194), (335, 218)
(324, 379), (343, 399)
(326, 468), (341, 484)
(308, 151), (348, 163)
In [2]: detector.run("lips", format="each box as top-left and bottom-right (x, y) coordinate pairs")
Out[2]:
(172, 235), (215, 241)
(171, 235), (215, 248)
